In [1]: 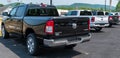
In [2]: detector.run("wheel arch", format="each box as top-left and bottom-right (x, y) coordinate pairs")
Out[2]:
(1, 22), (4, 26)
(25, 28), (35, 38)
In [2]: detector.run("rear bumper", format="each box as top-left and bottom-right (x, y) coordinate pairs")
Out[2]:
(90, 23), (109, 27)
(43, 33), (91, 47)
(109, 20), (119, 24)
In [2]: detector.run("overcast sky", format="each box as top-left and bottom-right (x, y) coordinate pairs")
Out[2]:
(0, 0), (119, 7)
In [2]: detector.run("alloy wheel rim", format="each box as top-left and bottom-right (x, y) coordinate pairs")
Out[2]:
(27, 37), (35, 53)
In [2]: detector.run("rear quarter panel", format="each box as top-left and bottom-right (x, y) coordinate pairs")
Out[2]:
(23, 17), (52, 37)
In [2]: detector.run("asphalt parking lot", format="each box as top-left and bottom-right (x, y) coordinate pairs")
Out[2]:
(0, 25), (120, 58)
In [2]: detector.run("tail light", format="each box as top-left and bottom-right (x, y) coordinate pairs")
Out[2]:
(118, 16), (120, 20)
(88, 19), (90, 30)
(109, 16), (112, 20)
(91, 17), (95, 22)
(45, 20), (54, 34)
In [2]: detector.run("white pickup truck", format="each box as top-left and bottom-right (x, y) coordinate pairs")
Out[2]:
(65, 10), (109, 31)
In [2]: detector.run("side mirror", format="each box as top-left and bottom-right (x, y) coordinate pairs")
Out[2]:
(2, 12), (9, 16)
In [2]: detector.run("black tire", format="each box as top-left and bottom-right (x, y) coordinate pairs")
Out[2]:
(1, 25), (9, 39)
(108, 24), (112, 27)
(94, 27), (102, 32)
(65, 44), (76, 49)
(27, 33), (39, 55)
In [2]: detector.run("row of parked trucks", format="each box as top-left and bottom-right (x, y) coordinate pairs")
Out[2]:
(1, 4), (91, 55)
(1, 3), (120, 56)
(63, 10), (120, 31)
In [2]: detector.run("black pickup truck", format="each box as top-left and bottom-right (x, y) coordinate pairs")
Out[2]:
(108, 12), (120, 27)
(1, 4), (91, 55)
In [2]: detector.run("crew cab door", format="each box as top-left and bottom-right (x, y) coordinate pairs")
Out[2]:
(5, 7), (18, 33)
(14, 6), (26, 35)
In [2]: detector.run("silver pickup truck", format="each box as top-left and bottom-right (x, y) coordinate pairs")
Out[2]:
(65, 10), (109, 31)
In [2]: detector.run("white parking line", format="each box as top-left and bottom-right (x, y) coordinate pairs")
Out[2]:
(79, 50), (89, 55)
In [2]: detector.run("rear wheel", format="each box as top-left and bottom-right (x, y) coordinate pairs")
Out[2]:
(94, 27), (102, 32)
(1, 25), (9, 39)
(108, 24), (112, 27)
(65, 44), (76, 49)
(27, 33), (39, 55)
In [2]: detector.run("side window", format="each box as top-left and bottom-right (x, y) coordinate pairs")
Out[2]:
(16, 6), (25, 17)
(67, 11), (78, 15)
(9, 8), (17, 16)
(105, 12), (109, 15)
(80, 11), (92, 15)
(92, 11), (97, 15)
(97, 12), (104, 15)
(66, 11), (72, 15)
(115, 13), (118, 15)
(71, 11), (78, 15)
(26, 9), (39, 16)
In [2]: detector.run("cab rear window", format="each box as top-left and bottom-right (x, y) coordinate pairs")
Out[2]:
(97, 12), (104, 15)
(80, 11), (92, 15)
(26, 8), (59, 16)
(105, 12), (109, 15)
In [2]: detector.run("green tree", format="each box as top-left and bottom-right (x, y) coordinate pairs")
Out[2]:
(116, 1), (120, 11)
(100, 8), (104, 11)
(0, 4), (4, 7)
(15, 3), (21, 6)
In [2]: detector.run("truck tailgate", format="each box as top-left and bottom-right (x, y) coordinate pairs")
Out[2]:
(94, 16), (108, 24)
(53, 17), (89, 38)
(112, 16), (119, 22)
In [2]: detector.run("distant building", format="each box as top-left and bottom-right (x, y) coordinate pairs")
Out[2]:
(3, 6), (12, 13)
(0, 6), (12, 15)
(0, 6), (8, 15)
(57, 9), (68, 15)
(0, 2), (24, 15)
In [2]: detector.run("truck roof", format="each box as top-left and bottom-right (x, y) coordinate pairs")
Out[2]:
(69, 10), (92, 12)
(16, 4), (56, 8)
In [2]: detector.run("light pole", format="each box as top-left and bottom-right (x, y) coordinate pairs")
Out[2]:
(50, 0), (52, 5)
(105, 0), (106, 11)
(109, 0), (112, 12)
